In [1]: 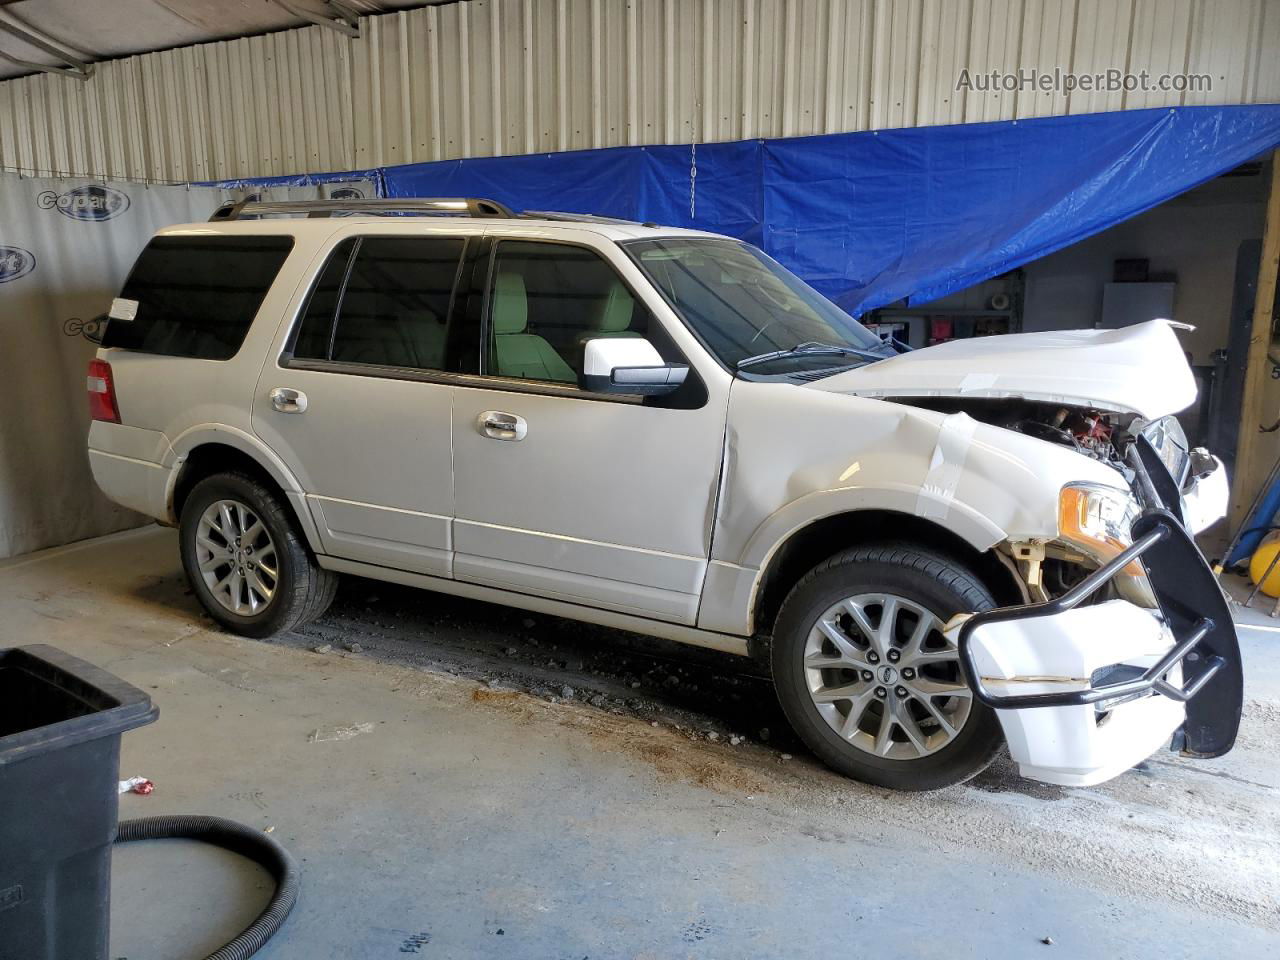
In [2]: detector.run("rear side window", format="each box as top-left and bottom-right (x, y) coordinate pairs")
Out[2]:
(103, 235), (293, 360)
(292, 239), (356, 361)
(291, 236), (466, 372)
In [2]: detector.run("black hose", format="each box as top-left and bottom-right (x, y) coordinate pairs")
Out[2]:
(115, 815), (300, 960)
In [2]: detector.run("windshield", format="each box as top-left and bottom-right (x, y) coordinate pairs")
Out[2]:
(625, 238), (889, 374)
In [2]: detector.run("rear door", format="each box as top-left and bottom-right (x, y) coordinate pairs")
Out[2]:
(253, 228), (476, 576)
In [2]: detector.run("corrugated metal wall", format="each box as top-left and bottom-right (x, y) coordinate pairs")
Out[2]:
(2, 0), (1278, 183)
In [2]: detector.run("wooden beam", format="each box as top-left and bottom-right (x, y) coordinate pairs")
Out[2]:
(1230, 148), (1280, 530)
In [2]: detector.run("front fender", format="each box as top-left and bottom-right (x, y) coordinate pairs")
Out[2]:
(698, 381), (1128, 636)
(696, 479), (1009, 637)
(738, 481), (1006, 573)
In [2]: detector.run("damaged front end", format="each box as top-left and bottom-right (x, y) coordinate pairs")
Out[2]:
(950, 511), (1242, 786)
(894, 395), (1221, 506)
(952, 514), (1239, 783)
(818, 319), (1240, 786)
(917, 396), (1229, 604)
(924, 400), (1240, 786)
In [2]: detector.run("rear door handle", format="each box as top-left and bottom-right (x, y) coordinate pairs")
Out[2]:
(478, 410), (527, 441)
(270, 387), (308, 414)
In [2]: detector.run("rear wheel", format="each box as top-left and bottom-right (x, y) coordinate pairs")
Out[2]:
(180, 472), (338, 638)
(771, 543), (1003, 790)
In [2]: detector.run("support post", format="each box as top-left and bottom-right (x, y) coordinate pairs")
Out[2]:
(270, 0), (360, 38)
(1230, 149), (1280, 531)
(0, 14), (93, 80)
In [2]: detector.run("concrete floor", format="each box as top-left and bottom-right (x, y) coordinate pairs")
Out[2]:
(4, 527), (1279, 959)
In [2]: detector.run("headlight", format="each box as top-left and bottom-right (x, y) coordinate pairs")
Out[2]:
(1140, 416), (1190, 486)
(1058, 483), (1143, 573)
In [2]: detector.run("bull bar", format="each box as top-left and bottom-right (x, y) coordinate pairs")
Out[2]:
(956, 508), (1243, 758)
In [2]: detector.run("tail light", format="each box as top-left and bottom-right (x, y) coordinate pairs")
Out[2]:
(87, 358), (120, 423)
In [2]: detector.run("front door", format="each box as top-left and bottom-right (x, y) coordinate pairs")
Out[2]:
(254, 231), (471, 577)
(450, 238), (727, 624)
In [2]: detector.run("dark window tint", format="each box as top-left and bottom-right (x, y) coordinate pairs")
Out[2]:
(104, 235), (293, 360)
(291, 238), (356, 361)
(486, 241), (648, 384)
(293, 236), (464, 371)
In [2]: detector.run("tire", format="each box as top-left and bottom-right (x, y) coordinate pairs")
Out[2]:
(179, 472), (338, 638)
(771, 543), (1003, 791)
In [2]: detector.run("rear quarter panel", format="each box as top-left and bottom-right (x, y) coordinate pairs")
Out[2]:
(89, 222), (338, 522)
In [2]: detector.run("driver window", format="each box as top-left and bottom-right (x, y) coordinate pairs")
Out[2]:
(485, 241), (648, 384)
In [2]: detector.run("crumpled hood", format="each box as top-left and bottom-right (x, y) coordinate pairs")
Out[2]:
(813, 319), (1196, 419)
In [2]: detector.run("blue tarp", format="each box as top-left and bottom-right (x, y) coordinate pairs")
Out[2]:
(217, 105), (1280, 316)
(207, 168), (385, 192)
(379, 105), (1280, 314)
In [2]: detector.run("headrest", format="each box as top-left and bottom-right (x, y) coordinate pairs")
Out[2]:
(596, 280), (635, 333)
(493, 272), (528, 335)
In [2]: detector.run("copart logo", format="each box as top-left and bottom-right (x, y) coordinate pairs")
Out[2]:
(0, 245), (35, 283)
(64, 316), (106, 341)
(37, 184), (130, 222)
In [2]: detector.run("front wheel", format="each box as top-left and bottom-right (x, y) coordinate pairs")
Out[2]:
(771, 543), (1004, 790)
(179, 472), (338, 638)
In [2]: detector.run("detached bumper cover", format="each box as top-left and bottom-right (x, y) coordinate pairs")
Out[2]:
(952, 509), (1242, 787)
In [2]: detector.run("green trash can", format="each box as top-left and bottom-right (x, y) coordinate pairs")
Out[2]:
(0, 644), (158, 960)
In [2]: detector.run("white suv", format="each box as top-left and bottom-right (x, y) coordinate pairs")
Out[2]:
(88, 197), (1242, 791)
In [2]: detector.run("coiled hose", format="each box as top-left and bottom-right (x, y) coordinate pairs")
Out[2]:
(115, 815), (300, 960)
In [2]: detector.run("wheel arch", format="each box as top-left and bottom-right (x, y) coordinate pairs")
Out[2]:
(750, 509), (1024, 638)
(167, 429), (324, 553)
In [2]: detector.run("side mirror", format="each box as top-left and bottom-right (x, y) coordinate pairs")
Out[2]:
(581, 338), (689, 396)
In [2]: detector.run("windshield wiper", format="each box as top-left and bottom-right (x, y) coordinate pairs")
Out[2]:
(735, 340), (889, 370)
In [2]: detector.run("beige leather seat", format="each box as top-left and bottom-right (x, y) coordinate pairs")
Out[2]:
(491, 273), (576, 382)
(574, 279), (643, 367)
(592, 280), (641, 338)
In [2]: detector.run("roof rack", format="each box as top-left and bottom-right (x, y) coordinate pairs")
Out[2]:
(519, 210), (654, 227)
(208, 197), (516, 221)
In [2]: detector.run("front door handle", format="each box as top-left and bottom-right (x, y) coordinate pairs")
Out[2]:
(270, 387), (308, 414)
(478, 410), (527, 441)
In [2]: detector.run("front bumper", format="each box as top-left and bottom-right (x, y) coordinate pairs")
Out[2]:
(949, 509), (1243, 787)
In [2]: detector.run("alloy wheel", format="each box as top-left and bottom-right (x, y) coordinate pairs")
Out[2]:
(802, 592), (973, 760)
(194, 498), (279, 616)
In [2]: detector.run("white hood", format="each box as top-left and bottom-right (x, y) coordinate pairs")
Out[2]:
(815, 319), (1196, 419)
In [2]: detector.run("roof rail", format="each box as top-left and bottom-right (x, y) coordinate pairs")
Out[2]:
(208, 197), (516, 221)
(520, 210), (658, 227)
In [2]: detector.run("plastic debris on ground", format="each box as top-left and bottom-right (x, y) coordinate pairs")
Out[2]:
(118, 776), (154, 795)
